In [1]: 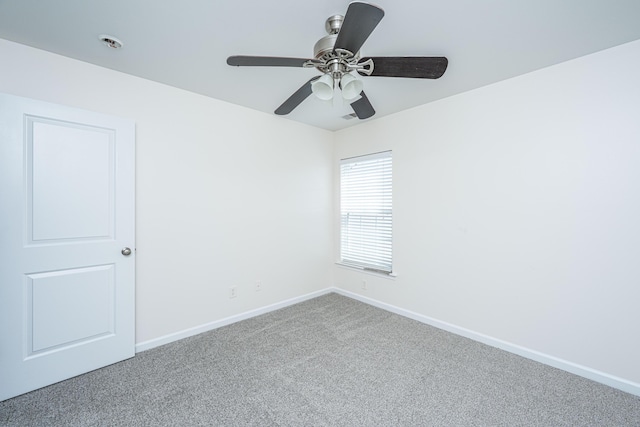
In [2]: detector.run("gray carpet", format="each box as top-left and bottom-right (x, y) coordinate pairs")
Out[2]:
(1, 293), (639, 426)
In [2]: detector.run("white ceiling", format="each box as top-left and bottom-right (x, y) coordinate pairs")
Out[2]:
(1, 0), (640, 131)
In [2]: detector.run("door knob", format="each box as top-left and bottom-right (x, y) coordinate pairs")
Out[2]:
(121, 247), (132, 256)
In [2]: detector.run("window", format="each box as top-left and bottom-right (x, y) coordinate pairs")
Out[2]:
(340, 151), (392, 274)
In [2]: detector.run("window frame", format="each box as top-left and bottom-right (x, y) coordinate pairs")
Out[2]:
(339, 150), (393, 275)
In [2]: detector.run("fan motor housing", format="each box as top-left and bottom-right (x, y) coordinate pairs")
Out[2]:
(314, 14), (344, 60)
(313, 14), (360, 76)
(313, 34), (338, 60)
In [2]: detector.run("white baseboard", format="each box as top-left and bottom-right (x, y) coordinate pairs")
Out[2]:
(135, 288), (333, 353)
(333, 288), (640, 397)
(135, 286), (640, 397)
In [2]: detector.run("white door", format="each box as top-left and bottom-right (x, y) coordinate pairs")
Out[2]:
(0, 93), (135, 401)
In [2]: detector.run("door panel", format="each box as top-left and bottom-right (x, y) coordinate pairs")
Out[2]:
(29, 118), (114, 242)
(28, 264), (115, 355)
(0, 93), (135, 401)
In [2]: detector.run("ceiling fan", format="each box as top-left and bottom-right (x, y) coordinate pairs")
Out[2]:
(227, 2), (448, 120)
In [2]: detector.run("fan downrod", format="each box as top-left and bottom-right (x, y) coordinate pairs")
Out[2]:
(325, 14), (344, 34)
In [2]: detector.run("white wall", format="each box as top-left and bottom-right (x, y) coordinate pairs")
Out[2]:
(0, 39), (334, 346)
(333, 40), (640, 389)
(3, 35), (640, 394)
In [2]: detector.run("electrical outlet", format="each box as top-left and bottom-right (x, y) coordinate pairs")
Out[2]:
(229, 286), (237, 299)
(255, 280), (262, 292)
(362, 280), (367, 290)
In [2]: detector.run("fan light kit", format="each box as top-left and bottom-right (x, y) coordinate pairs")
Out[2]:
(227, 2), (448, 120)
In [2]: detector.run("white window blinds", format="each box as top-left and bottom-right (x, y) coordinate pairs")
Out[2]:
(340, 151), (392, 273)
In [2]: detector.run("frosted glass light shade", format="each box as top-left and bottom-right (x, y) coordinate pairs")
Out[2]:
(340, 73), (363, 100)
(311, 74), (335, 100)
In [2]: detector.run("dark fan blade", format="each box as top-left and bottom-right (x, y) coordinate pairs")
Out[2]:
(333, 2), (384, 54)
(275, 77), (320, 115)
(227, 56), (320, 68)
(358, 57), (448, 79)
(350, 91), (375, 119)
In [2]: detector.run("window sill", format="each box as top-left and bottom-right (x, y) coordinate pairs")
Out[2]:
(335, 262), (397, 279)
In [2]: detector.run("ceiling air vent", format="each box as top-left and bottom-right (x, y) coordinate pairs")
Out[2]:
(99, 34), (123, 49)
